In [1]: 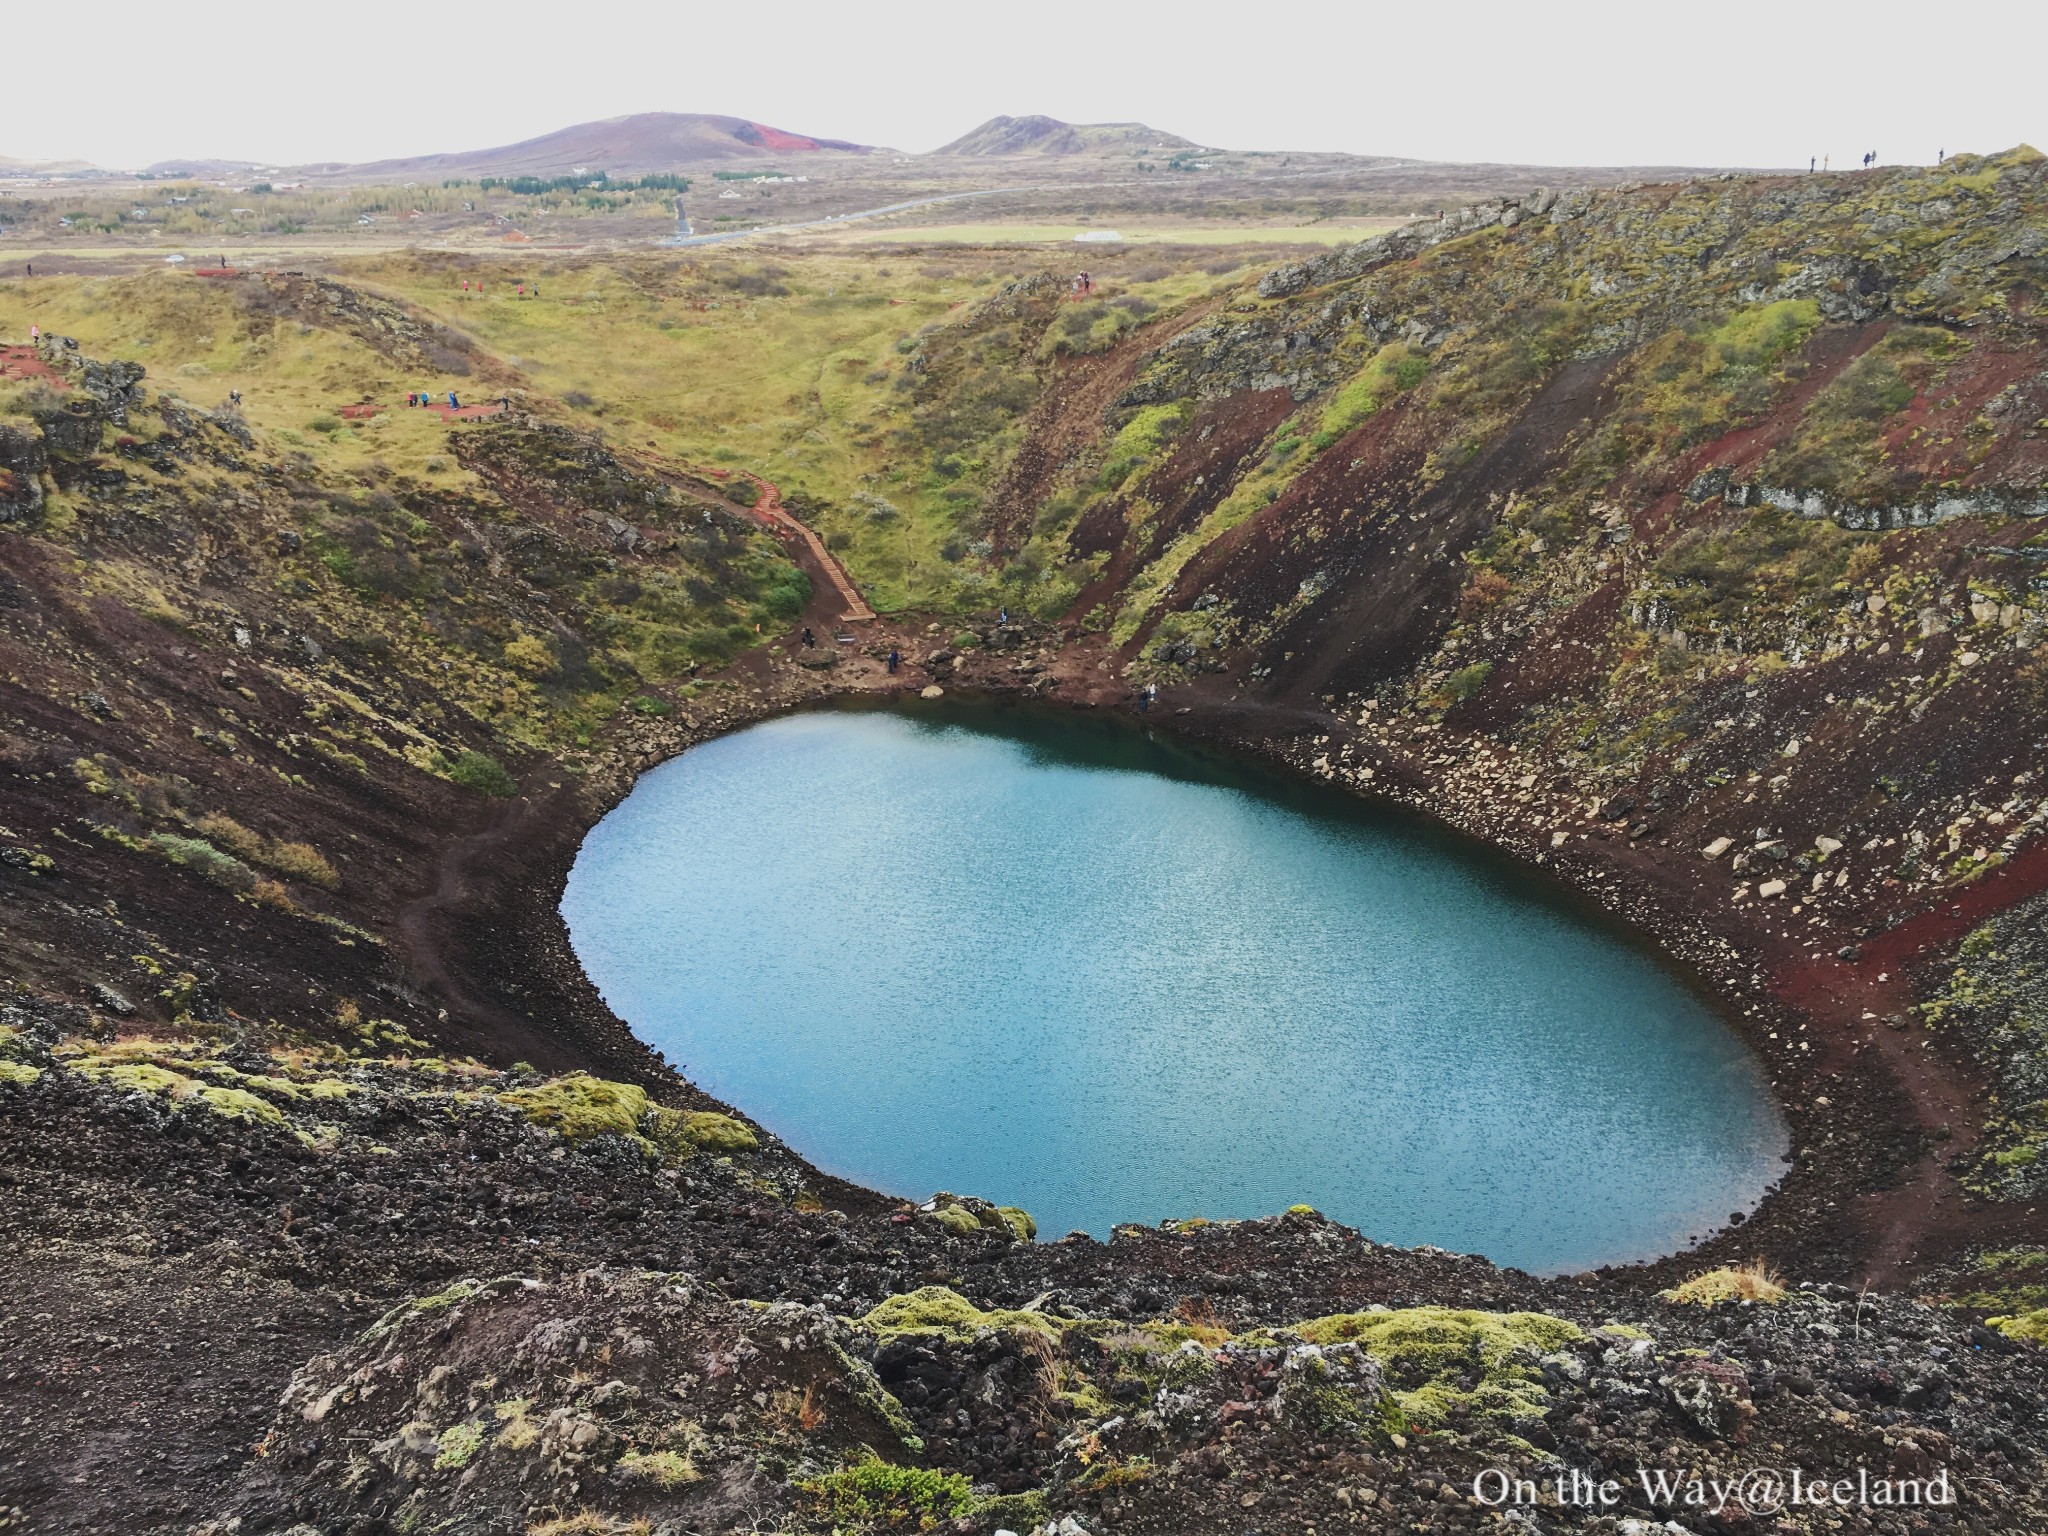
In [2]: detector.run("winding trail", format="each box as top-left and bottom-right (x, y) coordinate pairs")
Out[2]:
(707, 470), (873, 622)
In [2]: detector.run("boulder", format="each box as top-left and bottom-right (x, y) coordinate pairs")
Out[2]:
(1664, 1356), (1754, 1441)
(0, 425), (46, 522)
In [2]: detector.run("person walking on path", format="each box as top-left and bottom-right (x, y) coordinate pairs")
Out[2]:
(886, 647), (900, 674)
(448, 391), (459, 410)
(801, 626), (815, 649)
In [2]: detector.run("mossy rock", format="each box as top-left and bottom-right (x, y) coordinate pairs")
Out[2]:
(678, 1109), (757, 1152)
(800, 1458), (974, 1527)
(924, 1190), (1033, 1242)
(0, 1060), (44, 1086)
(860, 1285), (1059, 1341)
(190, 1084), (285, 1126)
(1287, 1306), (1585, 1429)
(88, 1061), (190, 1096)
(1987, 1308), (2048, 1345)
(498, 1072), (651, 1144)
(643, 1105), (759, 1157)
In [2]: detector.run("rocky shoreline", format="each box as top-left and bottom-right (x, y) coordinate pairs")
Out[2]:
(453, 622), (1974, 1295)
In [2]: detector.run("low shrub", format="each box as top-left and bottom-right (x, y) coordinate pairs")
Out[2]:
(446, 750), (516, 797)
(1661, 1259), (1786, 1306)
(148, 832), (256, 892)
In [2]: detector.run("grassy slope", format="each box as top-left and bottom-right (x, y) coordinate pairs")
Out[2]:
(345, 248), (1243, 614)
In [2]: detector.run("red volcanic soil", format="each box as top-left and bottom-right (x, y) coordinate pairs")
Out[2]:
(739, 121), (828, 153)
(0, 345), (64, 384)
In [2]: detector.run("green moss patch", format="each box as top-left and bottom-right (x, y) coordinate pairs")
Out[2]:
(800, 1457), (975, 1528)
(1287, 1306), (1584, 1428)
(861, 1286), (1060, 1342)
(499, 1072), (651, 1143)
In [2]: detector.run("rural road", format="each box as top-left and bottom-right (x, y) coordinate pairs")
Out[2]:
(666, 185), (1032, 246)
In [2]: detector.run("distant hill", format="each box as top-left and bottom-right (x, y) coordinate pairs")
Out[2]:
(306, 113), (875, 182)
(933, 116), (1196, 157)
(0, 154), (101, 176)
(141, 159), (270, 180)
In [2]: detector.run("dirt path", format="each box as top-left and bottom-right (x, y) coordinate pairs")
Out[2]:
(722, 471), (874, 622)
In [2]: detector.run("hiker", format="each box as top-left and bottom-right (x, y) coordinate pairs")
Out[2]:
(886, 648), (900, 674)
(229, 389), (241, 407)
(499, 396), (510, 413)
(1138, 682), (1155, 712)
(1809, 157), (1816, 173)
(998, 607), (1009, 627)
(801, 627), (815, 649)
(448, 391), (459, 410)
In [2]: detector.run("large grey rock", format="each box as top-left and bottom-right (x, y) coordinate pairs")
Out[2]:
(0, 424), (46, 522)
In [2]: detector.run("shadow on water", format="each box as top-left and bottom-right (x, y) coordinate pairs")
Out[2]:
(820, 692), (1709, 991)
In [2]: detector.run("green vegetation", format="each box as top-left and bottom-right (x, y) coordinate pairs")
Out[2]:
(1986, 1308), (2048, 1345)
(801, 1458), (975, 1528)
(1098, 403), (1187, 490)
(613, 1447), (701, 1488)
(1317, 341), (1426, 441)
(664, 1108), (759, 1153)
(433, 1419), (487, 1470)
(861, 1286), (1061, 1341)
(1654, 508), (1870, 626)
(1922, 894), (2048, 1199)
(1284, 1307), (1584, 1428)
(499, 1072), (651, 1143)
(1661, 1260), (1788, 1306)
(445, 750), (517, 798)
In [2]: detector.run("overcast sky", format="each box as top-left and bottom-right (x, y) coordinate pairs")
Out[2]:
(5, 0), (2038, 172)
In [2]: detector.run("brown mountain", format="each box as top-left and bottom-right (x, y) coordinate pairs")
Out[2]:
(932, 115), (1196, 157)
(295, 112), (875, 183)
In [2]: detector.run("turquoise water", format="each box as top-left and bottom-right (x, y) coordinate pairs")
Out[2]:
(563, 700), (1787, 1274)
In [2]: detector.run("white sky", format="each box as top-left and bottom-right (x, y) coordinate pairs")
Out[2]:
(4, 0), (2039, 172)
